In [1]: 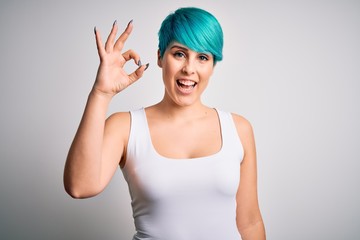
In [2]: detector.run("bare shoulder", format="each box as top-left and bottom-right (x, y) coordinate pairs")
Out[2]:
(230, 113), (256, 155)
(105, 111), (131, 140)
(231, 113), (254, 138)
(106, 111), (131, 124)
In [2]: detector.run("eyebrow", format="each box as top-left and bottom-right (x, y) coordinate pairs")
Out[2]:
(170, 45), (189, 51)
(170, 45), (211, 57)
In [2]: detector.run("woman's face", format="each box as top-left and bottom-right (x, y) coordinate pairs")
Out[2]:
(158, 42), (214, 107)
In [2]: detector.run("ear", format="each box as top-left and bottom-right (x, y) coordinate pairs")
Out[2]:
(157, 49), (162, 68)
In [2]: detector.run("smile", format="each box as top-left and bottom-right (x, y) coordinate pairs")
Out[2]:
(176, 79), (197, 89)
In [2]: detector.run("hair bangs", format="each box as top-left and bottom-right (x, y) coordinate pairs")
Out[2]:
(158, 7), (223, 64)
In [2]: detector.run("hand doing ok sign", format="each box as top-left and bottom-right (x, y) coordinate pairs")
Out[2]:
(93, 20), (148, 97)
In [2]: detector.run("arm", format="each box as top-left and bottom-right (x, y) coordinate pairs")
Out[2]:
(63, 21), (148, 199)
(233, 114), (266, 240)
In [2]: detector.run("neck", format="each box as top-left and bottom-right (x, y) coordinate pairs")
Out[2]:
(152, 99), (211, 121)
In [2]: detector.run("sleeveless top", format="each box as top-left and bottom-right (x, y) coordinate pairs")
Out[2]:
(121, 108), (244, 240)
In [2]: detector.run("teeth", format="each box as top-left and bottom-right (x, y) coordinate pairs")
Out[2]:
(177, 80), (196, 86)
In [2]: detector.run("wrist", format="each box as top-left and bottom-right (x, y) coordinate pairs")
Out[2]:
(89, 88), (114, 102)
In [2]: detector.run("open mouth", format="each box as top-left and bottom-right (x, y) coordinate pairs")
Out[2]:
(176, 79), (197, 90)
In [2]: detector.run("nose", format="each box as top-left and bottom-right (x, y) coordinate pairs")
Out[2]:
(182, 59), (195, 75)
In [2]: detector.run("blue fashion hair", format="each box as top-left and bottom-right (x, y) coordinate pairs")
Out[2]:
(158, 7), (223, 64)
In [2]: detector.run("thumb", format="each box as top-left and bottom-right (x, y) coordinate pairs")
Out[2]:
(128, 63), (149, 84)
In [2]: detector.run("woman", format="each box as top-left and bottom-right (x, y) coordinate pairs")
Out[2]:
(64, 7), (266, 240)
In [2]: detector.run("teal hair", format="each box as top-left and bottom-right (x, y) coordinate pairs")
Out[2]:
(158, 7), (223, 64)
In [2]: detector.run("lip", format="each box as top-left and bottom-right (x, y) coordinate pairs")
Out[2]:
(176, 78), (197, 95)
(177, 77), (197, 83)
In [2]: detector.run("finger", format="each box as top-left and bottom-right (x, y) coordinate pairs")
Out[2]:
(114, 20), (133, 52)
(122, 49), (141, 66)
(105, 20), (118, 52)
(128, 63), (149, 84)
(94, 27), (106, 57)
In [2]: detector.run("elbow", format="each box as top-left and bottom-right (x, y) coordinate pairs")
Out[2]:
(64, 186), (87, 199)
(237, 218), (264, 232)
(237, 217), (266, 239)
(64, 185), (101, 199)
(236, 209), (265, 234)
(63, 180), (83, 199)
(63, 178), (102, 199)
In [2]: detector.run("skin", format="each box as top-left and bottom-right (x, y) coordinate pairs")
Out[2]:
(64, 21), (265, 239)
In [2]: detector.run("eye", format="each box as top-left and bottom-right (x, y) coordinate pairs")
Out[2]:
(174, 51), (186, 58)
(199, 54), (209, 61)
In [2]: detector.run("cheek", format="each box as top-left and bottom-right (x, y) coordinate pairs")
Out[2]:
(162, 66), (171, 80)
(162, 66), (176, 85)
(163, 62), (181, 78)
(200, 66), (214, 79)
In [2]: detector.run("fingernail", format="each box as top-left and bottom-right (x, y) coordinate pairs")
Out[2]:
(94, 26), (97, 35)
(128, 19), (133, 26)
(138, 59), (142, 66)
(113, 20), (117, 27)
(144, 63), (149, 71)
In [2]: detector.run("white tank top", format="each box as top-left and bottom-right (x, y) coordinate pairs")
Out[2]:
(122, 108), (244, 240)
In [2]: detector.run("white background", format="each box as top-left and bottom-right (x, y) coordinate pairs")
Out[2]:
(0, 0), (359, 239)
